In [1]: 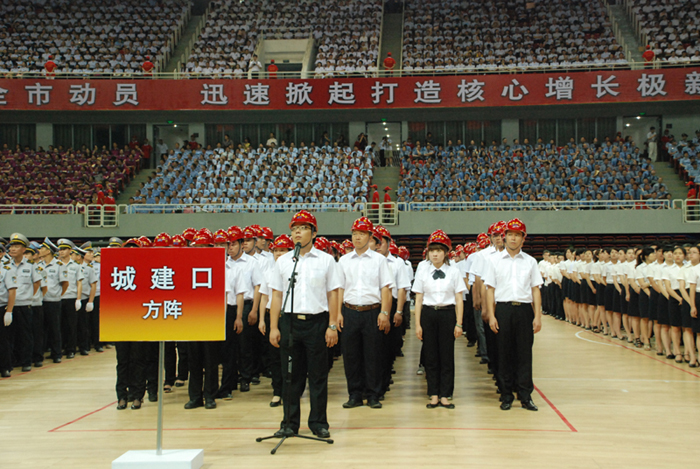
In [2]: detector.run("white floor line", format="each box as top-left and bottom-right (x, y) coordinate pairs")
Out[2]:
(574, 330), (623, 347)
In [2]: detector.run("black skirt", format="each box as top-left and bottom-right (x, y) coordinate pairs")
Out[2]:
(604, 284), (615, 311)
(572, 282), (581, 304)
(612, 287), (622, 314)
(620, 291), (628, 315)
(648, 290), (658, 322)
(657, 295), (670, 325)
(627, 291), (640, 318)
(669, 291), (682, 327)
(680, 295), (693, 329)
(586, 283), (597, 307)
(596, 282), (606, 307)
(639, 291), (650, 319)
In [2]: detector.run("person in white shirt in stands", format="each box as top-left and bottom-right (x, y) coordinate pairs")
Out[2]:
(337, 216), (394, 410)
(268, 210), (341, 440)
(483, 218), (543, 412)
(413, 230), (466, 409)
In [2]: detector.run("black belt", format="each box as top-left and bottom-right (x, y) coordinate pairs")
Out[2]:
(424, 305), (454, 311)
(497, 301), (529, 307)
(244, 299), (254, 305)
(343, 302), (380, 312)
(286, 311), (328, 321)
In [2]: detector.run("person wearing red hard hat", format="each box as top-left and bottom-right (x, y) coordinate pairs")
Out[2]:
(412, 230), (466, 409)
(218, 225), (262, 398)
(342, 239), (353, 255)
(266, 210), (341, 439)
(373, 226), (410, 399)
(337, 216), (394, 409)
(397, 246), (415, 331)
(257, 234), (294, 407)
(258, 227), (275, 259)
(453, 242), (477, 348)
(482, 218), (543, 412)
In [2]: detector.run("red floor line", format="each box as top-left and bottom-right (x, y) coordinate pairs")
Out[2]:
(533, 385), (577, 433)
(578, 327), (700, 379)
(51, 426), (571, 434)
(48, 401), (118, 432)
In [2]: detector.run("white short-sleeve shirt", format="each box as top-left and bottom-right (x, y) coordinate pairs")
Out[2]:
(412, 262), (467, 306)
(483, 250), (544, 303)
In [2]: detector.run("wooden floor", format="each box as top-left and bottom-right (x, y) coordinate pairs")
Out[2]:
(3, 316), (700, 468)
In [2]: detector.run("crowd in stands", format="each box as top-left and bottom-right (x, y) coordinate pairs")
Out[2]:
(668, 129), (700, 185)
(402, 0), (627, 72)
(185, 0), (382, 78)
(130, 136), (375, 212)
(396, 135), (670, 209)
(0, 0), (190, 75)
(0, 144), (141, 207)
(632, 0), (700, 63)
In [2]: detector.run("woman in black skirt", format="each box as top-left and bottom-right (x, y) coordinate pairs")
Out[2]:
(619, 248), (637, 344)
(654, 246), (674, 357)
(580, 249), (596, 331)
(626, 248), (641, 348)
(647, 246), (666, 355)
(601, 248), (616, 338)
(663, 246), (686, 362)
(678, 249), (698, 367)
(635, 247), (656, 351)
(685, 244), (700, 367)
(610, 249), (624, 339)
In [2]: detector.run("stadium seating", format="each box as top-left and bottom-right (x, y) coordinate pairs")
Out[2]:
(629, 0), (700, 63)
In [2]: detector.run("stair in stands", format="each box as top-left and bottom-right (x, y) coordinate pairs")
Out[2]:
(652, 161), (688, 200)
(116, 170), (154, 205)
(372, 166), (401, 205)
(609, 4), (644, 65)
(378, 12), (404, 72)
(164, 15), (204, 73)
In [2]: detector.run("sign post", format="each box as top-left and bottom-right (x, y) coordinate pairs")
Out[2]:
(101, 247), (226, 469)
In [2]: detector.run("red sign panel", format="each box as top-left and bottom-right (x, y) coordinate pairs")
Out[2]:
(1, 68), (699, 111)
(100, 248), (226, 342)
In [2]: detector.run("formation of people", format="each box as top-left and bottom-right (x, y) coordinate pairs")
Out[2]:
(538, 243), (700, 367)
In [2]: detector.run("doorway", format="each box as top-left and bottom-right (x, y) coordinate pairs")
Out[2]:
(367, 121), (401, 166)
(153, 124), (190, 161)
(621, 115), (662, 161)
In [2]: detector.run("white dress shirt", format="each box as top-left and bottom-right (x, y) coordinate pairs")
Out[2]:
(412, 262), (467, 306)
(482, 250), (544, 303)
(225, 259), (252, 304)
(337, 249), (394, 305)
(662, 263), (682, 291)
(386, 254), (411, 299)
(468, 245), (496, 282)
(685, 264), (700, 292)
(269, 247), (341, 315)
(403, 259), (414, 290)
(226, 253), (262, 304)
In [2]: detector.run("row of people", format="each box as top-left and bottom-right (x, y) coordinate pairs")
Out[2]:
(632, 0), (700, 63)
(538, 243), (700, 367)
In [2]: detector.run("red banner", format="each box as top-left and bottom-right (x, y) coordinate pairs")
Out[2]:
(1, 68), (699, 111)
(100, 248), (226, 342)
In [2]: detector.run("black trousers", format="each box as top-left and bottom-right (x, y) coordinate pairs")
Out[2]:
(89, 296), (101, 349)
(495, 303), (535, 404)
(43, 301), (62, 360)
(115, 342), (145, 401)
(219, 304), (241, 394)
(279, 312), (329, 433)
(31, 304), (44, 363)
(188, 341), (220, 402)
(237, 301), (255, 383)
(341, 305), (384, 401)
(61, 298), (77, 355)
(381, 298), (400, 394)
(421, 306), (456, 398)
(0, 305), (12, 371)
(485, 317), (499, 375)
(10, 305), (33, 368)
(76, 300), (90, 352)
(143, 342), (159, 396)
(464, 292), (477, 343)
(264, 310), (283, 397)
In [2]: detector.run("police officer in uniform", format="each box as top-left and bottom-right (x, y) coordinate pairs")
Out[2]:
(483, 219), (543, 411)
(39, 238), (63, 363)
(0, 245), (18, 377)
(58, 238), (80, 358)
(27, 241), (46, 367)
(90, 248), (103, 352)
(76, 243), (98, 356)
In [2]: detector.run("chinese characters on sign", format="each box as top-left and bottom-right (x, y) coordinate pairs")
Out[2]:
(1, 68), (699, 110)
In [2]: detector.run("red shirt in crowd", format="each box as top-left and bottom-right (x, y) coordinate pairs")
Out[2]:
(383, 54), (396, 70)
(268, 61), (278, 79)
(642, 48), (655, 63)
(142, 60), (154, 75)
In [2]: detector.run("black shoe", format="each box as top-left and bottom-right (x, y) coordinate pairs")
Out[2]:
(204, 399), (216, 409)
(474, 352), (481, 357)
(1, 370), (10, 378)
(66, 352), (75, 359)
(148, 393), (157, 402)
(53, 358), (62, 363)
(342, 398), (363, 408)
(439, 402), (455, 409)
(33, 361), (43, 368)
(184, 400), (203, 409)
(378, 394), (385, 401)
(521, 399), (538, 411)
(174, 380), (185, 387)
(467, 341), (476, 347)
(251, 376), (261, 385)
(95, 347), (104, 353)
(426, 402), (439, 409)
(313, 428), (331, 438)
(221, 393), (233, 401)
(367, 399), (382, 409)
(116, 400), (127, 410)
(500, 401), (512, 410)
(21, 366), (31, 372)
(479, 358), (489, 365)
(487, 367), (494, 375)
(131, 399), (142, 410)
(239, 382), (250, 392)
(270, 398), (282, 407)
(274, 428), (297, 438)
(79, 350), (89, 356)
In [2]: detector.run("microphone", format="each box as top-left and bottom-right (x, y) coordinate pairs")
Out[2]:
(293, 242), (301, 261)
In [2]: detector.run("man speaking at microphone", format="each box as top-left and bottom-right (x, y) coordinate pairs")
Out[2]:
(268, 210), (341, 439)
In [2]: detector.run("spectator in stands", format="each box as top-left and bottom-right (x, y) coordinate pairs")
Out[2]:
(142, 56), (154, 76)
(248, 54), (262, 78)
(44, 55), (57, 78)
(383, 52), (396, 75)
(267, 59), (278, 78)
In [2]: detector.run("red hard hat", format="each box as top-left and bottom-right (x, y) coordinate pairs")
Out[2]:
(389, 241), (399, 256)
(314, 237), (329, 252)
(351, 216), (374, 233)
(374, 225), (392, 241)
(289, 210), (318, 231)
(182, 228), (197, 241)
(124, 238), (142, 247)
(261, 227), (274, 241)
(487, 222), (498, 236)
(171, 234), (188, 247)
(191, 230), (213, 246)
(506, 218), (527, 236)
(398, 246), (410, 260)
(455, 245), (464, 253)
(138, 236), (152, 248)
(493, 220), (507, 236)
(477, 233), (490, 249)
(427, 230), (452, 251)
(371, 226), (384, 243)
(227, 226), (244, 242)
(153, 232), (172, 247)
(273, 234), (294, 250)
(242, 225), (259, 239)
(342, 239), (353, 251)
(213, 229), (230, 244)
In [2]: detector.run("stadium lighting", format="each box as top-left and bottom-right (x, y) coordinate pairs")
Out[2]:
(174, 124), (178, 127)
(625, 123), (631, 127)
(636, 116), (641, 120)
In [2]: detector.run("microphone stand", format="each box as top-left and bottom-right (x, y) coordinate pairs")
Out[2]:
(256, 245), (334, 454)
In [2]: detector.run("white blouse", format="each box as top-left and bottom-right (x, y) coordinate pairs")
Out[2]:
(412, 262), (467, 307)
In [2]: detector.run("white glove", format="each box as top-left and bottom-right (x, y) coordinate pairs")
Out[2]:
(75, 300), (82, 311)
(3, 312), (12, 327)
(86, 302), (94, 312)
